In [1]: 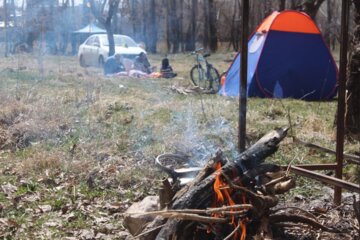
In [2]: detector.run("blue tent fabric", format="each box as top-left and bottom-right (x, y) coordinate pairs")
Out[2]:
(219, 33), (265, 97)
(256, 31), (337, 100)
(219, 11), (338, 101)
(73, 23), (106, 34)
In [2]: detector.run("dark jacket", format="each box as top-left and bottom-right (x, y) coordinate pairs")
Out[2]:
(133, 55), (152, 74)
(160, 58), (177, 78)
(104, 55), (125, 75)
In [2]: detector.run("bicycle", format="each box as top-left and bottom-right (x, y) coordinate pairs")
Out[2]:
(189, 48), (221, 93)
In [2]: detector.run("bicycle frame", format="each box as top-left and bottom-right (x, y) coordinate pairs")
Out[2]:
(190, 48), (220, 91)
(192, 49), (211, 81)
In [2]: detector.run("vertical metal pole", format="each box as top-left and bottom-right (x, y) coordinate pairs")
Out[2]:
(334, 0), (350, 205)
(238, 0), (249, 152)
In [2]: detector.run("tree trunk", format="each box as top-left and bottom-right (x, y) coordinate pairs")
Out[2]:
(230, 0), (241, 51)
(345, 1), (360, 138)
(279, 0), (286, 11)
(105, 25), (115, 56)
(203, 0), (210, 50)
(82, 0), (90, 25)
(290, 0), (297, 9)
(141, 0), (147, 45)
(89, 0), (119, 56)
(296, 0), (325, 19)
(113, 7), (118, 34)
(131, 0), (139, 41)
(24, 0), (41, 51)
(179, 0), (184, 52)
(265, 0), (272, 19)
(148, 0), (157, 53)
(4, 0), (8, 57)
(208, 0), (218, 52)
(185, 0), (197, 51)
(168, 0), (179, 53)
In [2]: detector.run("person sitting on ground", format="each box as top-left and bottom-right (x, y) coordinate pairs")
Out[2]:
(160, 58), (177, 79)
(103, 53), (126, 76)
(133, 52), (153, 74)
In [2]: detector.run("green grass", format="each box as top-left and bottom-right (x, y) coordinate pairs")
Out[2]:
(0, 53), (358, 238)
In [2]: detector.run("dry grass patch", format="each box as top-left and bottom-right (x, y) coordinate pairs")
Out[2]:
(19, 148), (65, 175)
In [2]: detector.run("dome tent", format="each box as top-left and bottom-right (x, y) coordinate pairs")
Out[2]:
(73, 23), (106, 34)
(220, 10), (338, 101)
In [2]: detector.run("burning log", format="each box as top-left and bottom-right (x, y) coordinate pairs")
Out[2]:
(132, 127), (338, 239)
(154, 128), (288, 239)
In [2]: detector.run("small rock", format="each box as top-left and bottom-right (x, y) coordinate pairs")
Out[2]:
(123, 196), (159, 236)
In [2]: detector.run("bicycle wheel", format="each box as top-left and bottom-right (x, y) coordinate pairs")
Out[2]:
(207, 66), (221, 93)
(190, 65), (207, 89)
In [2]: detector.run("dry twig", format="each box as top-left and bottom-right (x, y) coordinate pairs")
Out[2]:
(223, 219), (242, 240)
(269, 213), (340, 233)
(271, 206), (317, 220)
(132, 224), (166, 239)
(133, 211), (228, 224)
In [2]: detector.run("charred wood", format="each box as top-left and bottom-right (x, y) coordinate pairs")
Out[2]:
(154, 127), (288, 239)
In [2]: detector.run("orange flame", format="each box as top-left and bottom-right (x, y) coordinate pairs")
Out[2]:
(240, 219), (247, 240)
(212, 162), (247, 240)
(213, 162), (235, 205)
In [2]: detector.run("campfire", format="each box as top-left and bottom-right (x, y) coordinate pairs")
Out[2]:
(125, 127), (340, 239)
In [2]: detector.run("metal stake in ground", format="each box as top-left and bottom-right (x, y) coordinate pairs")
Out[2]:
(335, 0), (350, 206)
(239, 0), (249, 152)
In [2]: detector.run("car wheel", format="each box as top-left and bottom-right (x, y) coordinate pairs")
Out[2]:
(79, 55), (86, 67)
(98, 56), (104, 68)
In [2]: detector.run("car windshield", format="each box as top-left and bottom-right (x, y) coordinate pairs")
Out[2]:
(101, 35), (138, 47)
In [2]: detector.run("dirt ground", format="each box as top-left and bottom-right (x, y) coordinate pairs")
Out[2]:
(0, 53), (359, 239)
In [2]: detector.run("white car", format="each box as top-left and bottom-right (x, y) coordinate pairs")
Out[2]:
(78, 34), (146, 67)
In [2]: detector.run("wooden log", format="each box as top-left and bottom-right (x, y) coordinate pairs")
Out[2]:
(154, 127), (288, 240)
(138, 151), (226, 239)
(273, 179), (296, 194)
(159, 178), (174, 209)
(171, 150), (227, 203)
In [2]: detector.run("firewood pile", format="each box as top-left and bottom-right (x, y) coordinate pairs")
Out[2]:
(124, 127), (340, 239)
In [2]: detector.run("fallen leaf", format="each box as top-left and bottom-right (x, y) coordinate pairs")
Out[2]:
(23, 193), (40, 203)
(79, 229), (95, 240)
(44, 221), (60, 227)
(1, 183), (18, 196)
(38, 205), (52, 213)
(313, 206), (328, 214)
(65, 212), (77, 222)
(93, 216), (109, 224)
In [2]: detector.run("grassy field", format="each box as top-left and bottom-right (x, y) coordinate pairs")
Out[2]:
(0, 53), (358, 238)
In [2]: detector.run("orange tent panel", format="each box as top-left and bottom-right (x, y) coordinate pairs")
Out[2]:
(256, 11), (320, 34)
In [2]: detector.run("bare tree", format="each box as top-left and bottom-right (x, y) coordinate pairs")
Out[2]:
(147, 0), (157, 53)
(168, 0), (179, 52)
(279, 0), (286, 11)
(208, 0), (218, 52)
(345, 0), (360, 138)
(296, 0), (325, 19)
(203, 0), (209, 49)
(290, 0), (298, 8)
(230, 0), (241, 51)
(179, 0), (184, 52)
(324, 0), (335, 47)
(89, 0), (120, 56)
(185, 0), (197, 51)
(3, 0), (8, 56)
(130, 0), (140, 40)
